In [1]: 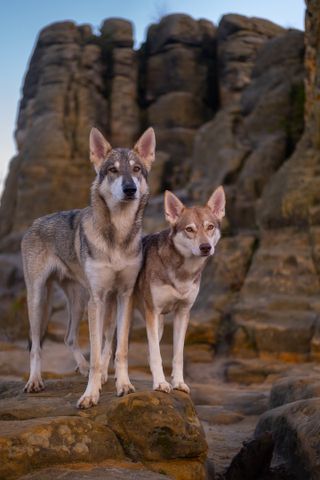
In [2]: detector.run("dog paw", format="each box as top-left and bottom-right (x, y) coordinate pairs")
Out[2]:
(172, 381), (190, 394)
(24, 377), (45, 393)
(77, 392), (100, 409)
(116, 381), (135, 397)
(75, 361), (90, 377)
(154, 381), (172, 393)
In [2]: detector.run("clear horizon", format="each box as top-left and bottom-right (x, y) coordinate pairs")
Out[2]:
(0, 0), (305, 196)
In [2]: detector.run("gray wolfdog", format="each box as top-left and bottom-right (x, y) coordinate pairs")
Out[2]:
(134, 187), (225, 394)
(22, 127), (156, 408)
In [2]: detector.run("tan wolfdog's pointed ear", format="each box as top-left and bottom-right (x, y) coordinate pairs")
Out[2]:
(207, 186), (226, 220)
(89, 127), (112, 172)
(133, 127), (156, 171)
(164, 190), (185, 225)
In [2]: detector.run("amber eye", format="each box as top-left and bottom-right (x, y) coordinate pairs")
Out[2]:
(185, 226), (194, 233)
(108, 166), (118, 174)
(133, 165), (141, 173)
(207, 224), (215, 231)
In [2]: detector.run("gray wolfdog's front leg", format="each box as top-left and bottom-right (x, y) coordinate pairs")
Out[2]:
(77, 296), (104, 408)
(115, 292), (135, 396)
(101, 294), (117, 385)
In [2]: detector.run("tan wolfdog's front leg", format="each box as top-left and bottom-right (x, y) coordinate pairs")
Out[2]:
(77, 296), (104, 408)
(115, 292), (135, 396)
(171, 307), (190, 394)
(145, 307), (172, 393)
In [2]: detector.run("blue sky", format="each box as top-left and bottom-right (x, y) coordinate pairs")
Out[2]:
(0, 0), (305, 194)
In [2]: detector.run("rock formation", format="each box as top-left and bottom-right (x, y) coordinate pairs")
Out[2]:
(0, 11), (308, 355)
(0, 378), (207, 480)
(1, 1), (320, 479)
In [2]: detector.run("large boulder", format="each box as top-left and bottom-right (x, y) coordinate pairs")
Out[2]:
(0, 377), (207, 480)
(256, 398), (320, 479)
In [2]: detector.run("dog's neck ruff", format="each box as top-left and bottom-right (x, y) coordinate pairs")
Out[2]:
(157, 230), (207, 281)
(90, 180), (148, 248)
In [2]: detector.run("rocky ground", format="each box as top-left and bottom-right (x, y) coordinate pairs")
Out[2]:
(2, 305), (320, 479)
(2, 2), (320, 479)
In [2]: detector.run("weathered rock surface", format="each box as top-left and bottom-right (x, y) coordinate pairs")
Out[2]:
(269, 375), (320, 408)
(186, 234), (256, 350)
(256, 397), (320, 479)
(0, 253), (27, 341)
(0, 377), (207, 480)
(192, 28), (305, 228)
(218, 14), (284, 106)
(0, 9), (309, 363)
(2, 2), (320, 479)
(19, 464), (171, 479)
(230, 229), (320, 360)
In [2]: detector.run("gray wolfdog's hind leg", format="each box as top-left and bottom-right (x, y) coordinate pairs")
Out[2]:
(101, 293), (117, 384)
(158, 314), (164, 342)
(115, 293), (135, 396)
(61, 281), (89, 377)
(24, 277), (51, 393)
(40, 278), (53, 342)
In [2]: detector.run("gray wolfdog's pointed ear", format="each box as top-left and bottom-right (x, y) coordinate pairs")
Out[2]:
(90, 127), (112, 172)
(207, 186), (226, 221)
(164, 190), (185, 225)
(133, 127), (156, 171)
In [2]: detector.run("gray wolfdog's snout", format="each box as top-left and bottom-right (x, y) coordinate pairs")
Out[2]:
(122, 179), (137, 199)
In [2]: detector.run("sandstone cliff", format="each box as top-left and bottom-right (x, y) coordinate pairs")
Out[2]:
(0, 12), (308, 355)
(1, 2), (320, 479)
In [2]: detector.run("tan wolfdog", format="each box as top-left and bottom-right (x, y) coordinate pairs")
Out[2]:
(135, 187), (225, 393)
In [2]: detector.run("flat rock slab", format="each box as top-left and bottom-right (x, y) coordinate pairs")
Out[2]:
(0, 377), (207, 480)
(19, 463), (170, 479)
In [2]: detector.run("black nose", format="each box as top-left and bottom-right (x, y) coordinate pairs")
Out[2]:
(199, 243), (211, 255)
(123, 182), (137, 198)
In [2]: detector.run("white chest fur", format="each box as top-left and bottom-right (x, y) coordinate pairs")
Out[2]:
(151, 278), (199, 314)
(85, 251), (142, 294)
